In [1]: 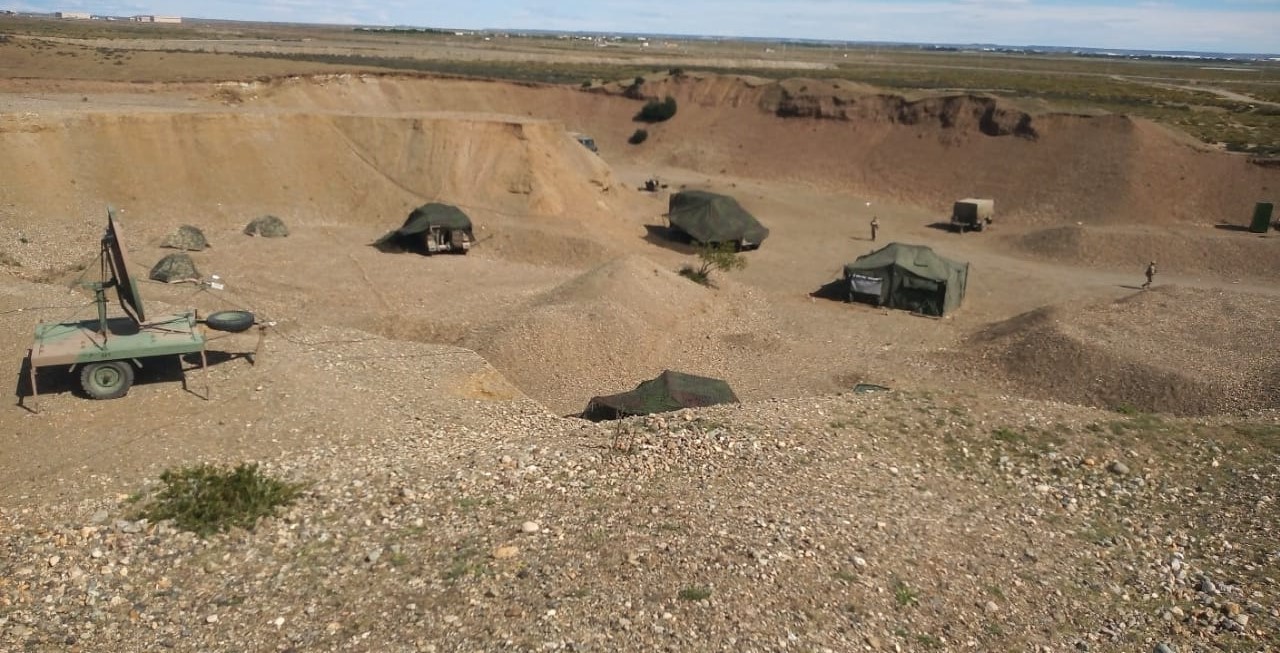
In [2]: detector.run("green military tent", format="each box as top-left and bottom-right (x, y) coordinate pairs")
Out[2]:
(375, 203), (474, 254)
(581, 370), (739, 421)
(244, 215), (289, 238)
(843, 242), (969, 317)
(148, 252), (201, 283)
(667, 191), (769, 250)
(160, 225), (210, 251)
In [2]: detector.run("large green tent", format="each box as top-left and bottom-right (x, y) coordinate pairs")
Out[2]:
(582, 370), (739, 421)
(667, 191), (769, 250)
(843, 242), (969, 316)
(375, 203), (474, 254)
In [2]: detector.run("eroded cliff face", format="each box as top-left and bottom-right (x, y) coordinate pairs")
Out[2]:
(768, 89), (1037, 139)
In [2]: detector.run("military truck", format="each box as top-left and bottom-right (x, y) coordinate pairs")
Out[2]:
(375, 203), (474, 255)
(950, 198), (995, 233)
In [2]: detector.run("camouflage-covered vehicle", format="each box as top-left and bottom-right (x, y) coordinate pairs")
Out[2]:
(666, 191), (769, 251)
(375, 203), (474, 255)
(24, 209), (254, 406)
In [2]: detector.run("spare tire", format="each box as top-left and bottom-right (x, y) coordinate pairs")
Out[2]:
(205, 310), (255, 333)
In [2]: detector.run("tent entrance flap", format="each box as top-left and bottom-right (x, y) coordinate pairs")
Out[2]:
(848, 274), (883, 297)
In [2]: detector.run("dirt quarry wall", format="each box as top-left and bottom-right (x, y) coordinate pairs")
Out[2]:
(256, 73), (1276, 227)
(0, 107), (631, 256)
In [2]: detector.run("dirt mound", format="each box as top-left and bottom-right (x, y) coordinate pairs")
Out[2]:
(1005, 224), (1280, 280)
(0, 108), (635, 271)
(468, 254), (780, 414)
(969, 285), (1280, 415)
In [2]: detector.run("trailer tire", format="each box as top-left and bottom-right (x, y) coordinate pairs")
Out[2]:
(81, 361), (134, 400)
(205, 310), (255, 333)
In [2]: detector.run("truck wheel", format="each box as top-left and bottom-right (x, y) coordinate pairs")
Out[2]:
(205, 310), (255, 333)
(81, 361), (134, 400)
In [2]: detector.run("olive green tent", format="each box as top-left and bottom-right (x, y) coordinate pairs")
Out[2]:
(374, 203), (475, 255)
(843, 242), (969, 316)
(160, 225), (210, 251)
(244, 215), (289, 238)
(667, 191), (769, 250)
(582, 370), (739, 421)
(148, 252), (201, 283)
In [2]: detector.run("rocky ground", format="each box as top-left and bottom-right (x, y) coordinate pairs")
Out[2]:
(2, 385), (1276, 652)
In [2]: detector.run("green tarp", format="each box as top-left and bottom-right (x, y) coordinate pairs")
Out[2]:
(148, 252), (201, 283)
(375, 203), (473, 248)
(667, 191), (769, 250)
(160, 225), (209, 251)
(843, 242), (969, 316)
(244, 215), (289, 238)
(582, 370), (739, 421)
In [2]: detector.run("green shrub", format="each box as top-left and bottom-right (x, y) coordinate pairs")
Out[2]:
(139, 463), (304, 537)
(636, 95), (678, 123)
(628, 128), (649, 145)
(678, 586), (712, 601)
(623, 76), (646, 99)
(678, 243), (746, 286)
(678, 265), (708, 285)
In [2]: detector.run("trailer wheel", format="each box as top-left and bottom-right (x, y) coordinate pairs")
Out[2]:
(205, 310), (255, 333)
(81, 361), (134, 400)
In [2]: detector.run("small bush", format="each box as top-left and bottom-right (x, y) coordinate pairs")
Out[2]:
(636, 95), (678, 123)
(893, 580), (919, 607)
(139, 463), (304, 537)
(678, 265), (709, 285)
(678, 586), (712, 601)
(580, 79), (591, 88)
(628, 128), (648, 145)
(623, 76), (646, 99)
(679, 242), (746, 286)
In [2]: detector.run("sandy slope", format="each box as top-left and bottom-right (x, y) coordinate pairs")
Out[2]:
(0, 71), (1277, 419)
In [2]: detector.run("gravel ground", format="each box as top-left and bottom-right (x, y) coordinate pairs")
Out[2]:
(2, 362), (1277, 652)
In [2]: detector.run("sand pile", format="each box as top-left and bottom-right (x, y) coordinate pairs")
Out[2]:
(1005, 224), (1280, 280)
(969, 285), (1280, 415)
(468, 254), (781, 414)
(0, 109), (634, 274)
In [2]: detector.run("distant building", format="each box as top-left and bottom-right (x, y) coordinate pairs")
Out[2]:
(132, 15), (181, 23)
(56, 11), (92, 19)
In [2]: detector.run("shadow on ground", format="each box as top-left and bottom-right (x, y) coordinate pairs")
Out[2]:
(642, 225), (699, 255)
(1212, 223), (1254, 233)
(810, 278), (850, 303)
(14, 350), (250, 409)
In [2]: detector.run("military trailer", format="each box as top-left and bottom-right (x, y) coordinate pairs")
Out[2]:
(950, 198), (994, 233)
(24, 209), (255, 407)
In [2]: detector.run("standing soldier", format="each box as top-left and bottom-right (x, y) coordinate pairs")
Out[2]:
(870, 216), (879, 242)
(1142, 260), (1157, 289)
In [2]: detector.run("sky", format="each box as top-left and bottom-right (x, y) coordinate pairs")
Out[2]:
(7, 0), (1280, 54)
